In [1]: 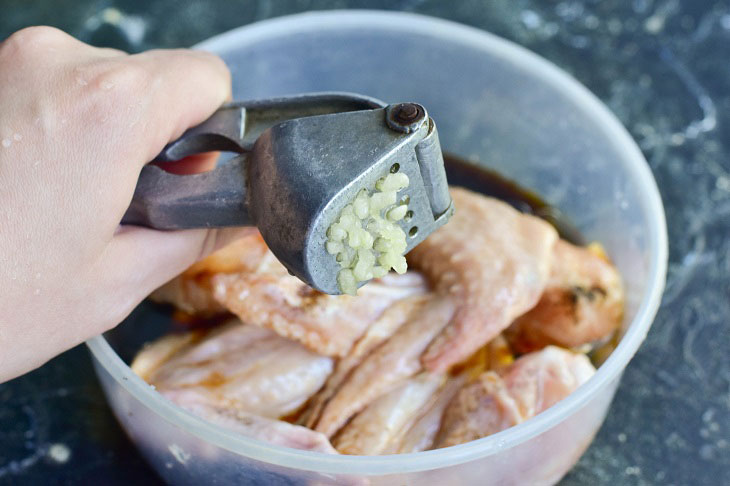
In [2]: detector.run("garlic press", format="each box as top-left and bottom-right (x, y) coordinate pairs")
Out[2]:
(122, 92), (453, 294)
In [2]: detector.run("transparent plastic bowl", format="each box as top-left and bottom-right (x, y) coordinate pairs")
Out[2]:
(87, 11), (667, 485)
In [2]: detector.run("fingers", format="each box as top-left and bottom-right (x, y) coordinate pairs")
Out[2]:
(46, 46), (230, 174)
(99, 226), (252, 307)
(47, 46), (232, 229)
(1, 32), (230, 174)
(125, 49), (232, 163)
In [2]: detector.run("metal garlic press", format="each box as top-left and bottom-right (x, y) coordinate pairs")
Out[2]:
(122, 92), (453, 294)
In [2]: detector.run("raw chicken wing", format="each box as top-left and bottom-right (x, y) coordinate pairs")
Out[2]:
(132, 320), (334, 420)
(154, 231), (428, 357)
(313, 296), (456, 437)
(435, 346), (595, 448)
(332, 372), (445, 455)
(407, 188), (558, 372)
(298, 294), (429, 429)
(506, 240), (624, 353)
(175, 401), (337, 454)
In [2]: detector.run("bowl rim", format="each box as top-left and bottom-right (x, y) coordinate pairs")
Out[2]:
(87, 9), (668, 475)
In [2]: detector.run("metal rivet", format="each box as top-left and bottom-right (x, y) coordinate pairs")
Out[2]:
(386, 103), (427, 133)
(396, 104), (419, 122)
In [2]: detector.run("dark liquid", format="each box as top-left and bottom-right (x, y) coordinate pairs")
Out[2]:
(443, 153), (585, 245)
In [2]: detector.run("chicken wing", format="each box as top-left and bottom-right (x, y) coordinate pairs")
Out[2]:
(506, 240), (624, 353)
(332, 372), (445, 455)
(153, 231), (429, 357)
(435, 346), (595, 448)
(384, 374), (467, 454)
(313, 296), (456, 438)
(131, 332), (198, 382)
(133, 319), (334, 420)
(298, 294), (429, 429)
(407, 188), (558, 372)
(211, 269), (426, 358)
(173, 401), (337, 454)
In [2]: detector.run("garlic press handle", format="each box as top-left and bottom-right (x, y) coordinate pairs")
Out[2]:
(122, 92), (386, 230)
(121, 157), (251, 229)
(154, 92), (386, 162)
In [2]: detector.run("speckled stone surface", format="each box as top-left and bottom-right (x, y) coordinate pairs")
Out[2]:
(0, 1), (728, 485)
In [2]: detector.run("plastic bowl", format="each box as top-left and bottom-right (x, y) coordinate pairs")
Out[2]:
(87, 11), (667, 485)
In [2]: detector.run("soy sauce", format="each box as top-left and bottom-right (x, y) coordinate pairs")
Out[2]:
(443, 153), (585, 245)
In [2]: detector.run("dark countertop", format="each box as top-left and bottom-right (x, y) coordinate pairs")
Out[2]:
(1, 1), (728, 485)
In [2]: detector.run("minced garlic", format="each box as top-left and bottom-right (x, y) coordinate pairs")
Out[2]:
(327, 172), (410, 295)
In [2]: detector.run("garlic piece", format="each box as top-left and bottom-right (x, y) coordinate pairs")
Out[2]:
(327, 173), (411, 295)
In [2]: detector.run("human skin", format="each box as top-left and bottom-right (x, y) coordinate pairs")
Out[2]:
(0, 26), (244, 383)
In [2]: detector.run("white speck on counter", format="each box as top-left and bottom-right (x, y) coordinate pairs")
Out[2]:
(84, 8), (147, 47)
(169, 444), (190, 465)
(617, 433), (627, 443)
(101, 7), (123, 23)
(1, 139), (11, 148)
(520, 10), (542, 30)
(644, 15), (664, 34)
(644, 0), (680, 35)
(716, 176), (730, 191)
(699, 444), (715, 460)
(584, 15), (600, 29)
(721, 14), (730, 30)
(13, 133), (21, 142)
(670, 133), (685, 146)
(701, 408), (715, 423)
(607, 18), (622, 34)
(48, 443), (71, 464)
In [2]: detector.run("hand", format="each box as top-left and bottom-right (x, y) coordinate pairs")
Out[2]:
(0, 26), (244, 382)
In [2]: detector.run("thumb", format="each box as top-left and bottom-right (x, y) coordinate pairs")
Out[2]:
(100, 226), (255, 305)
